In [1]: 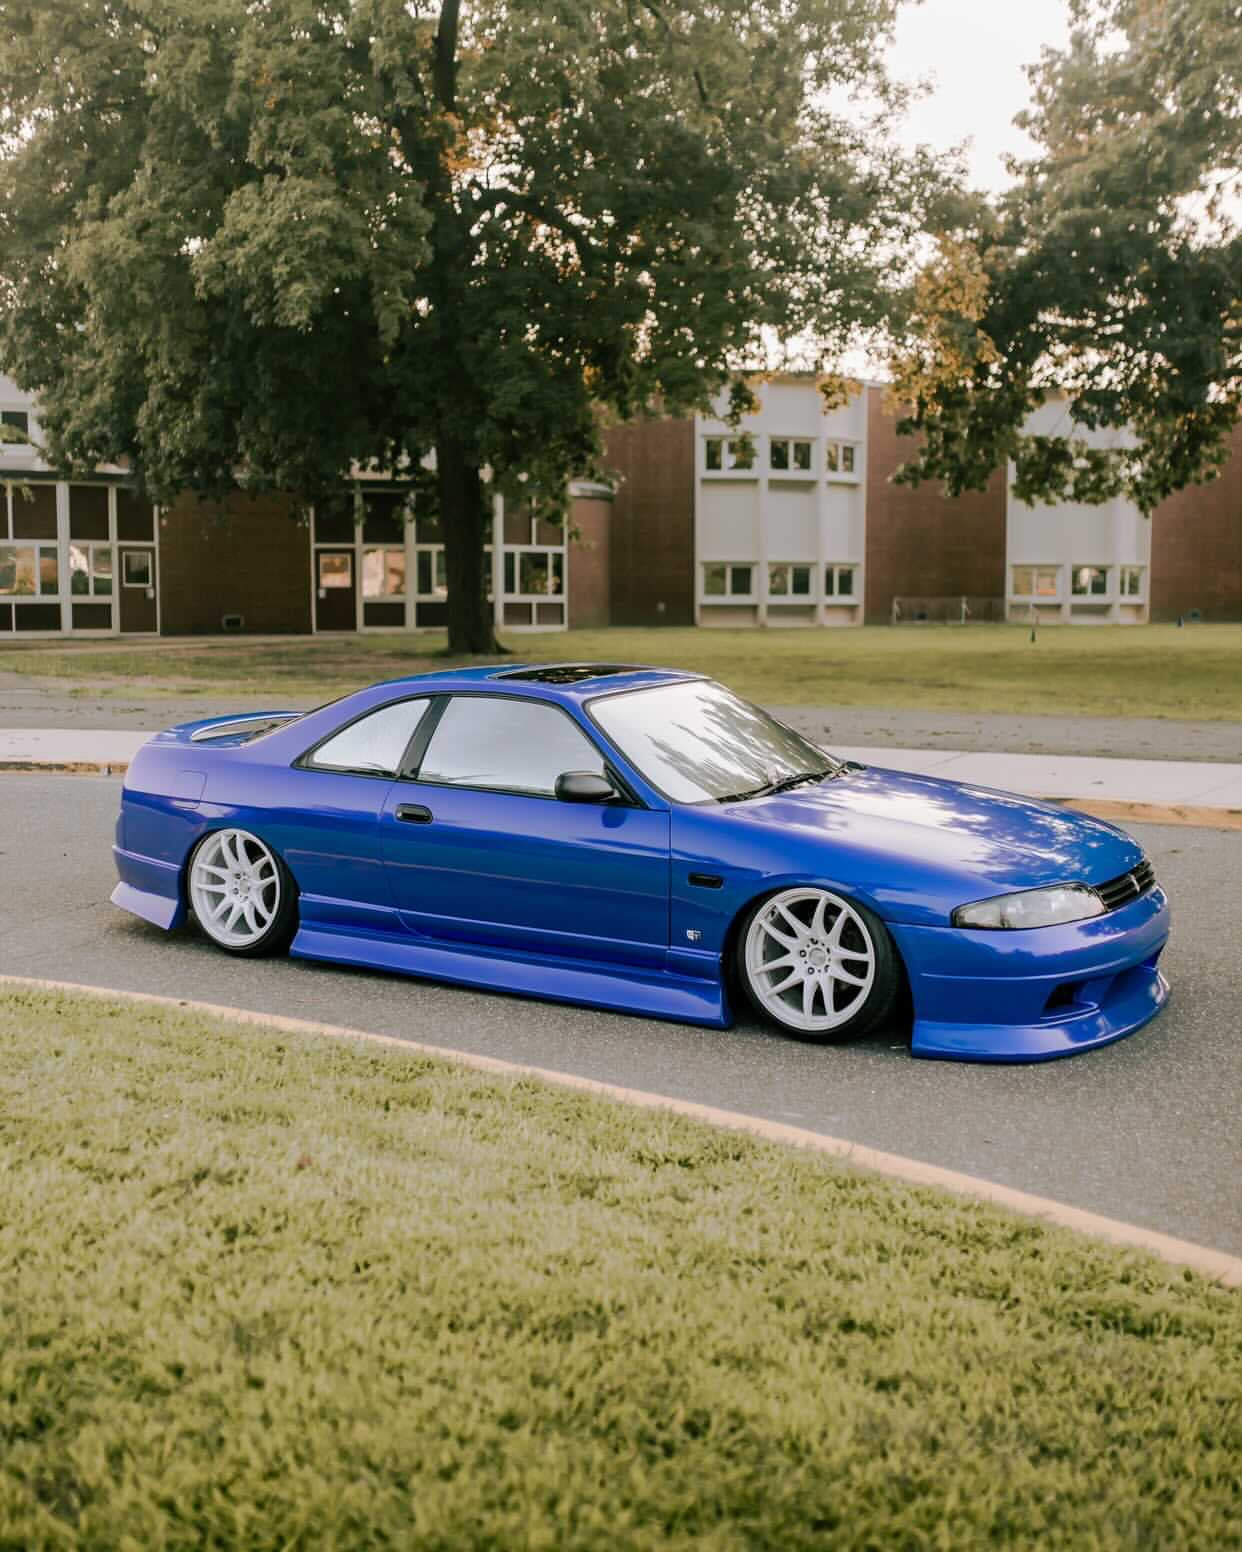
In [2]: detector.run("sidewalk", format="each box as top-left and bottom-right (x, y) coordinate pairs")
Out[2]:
(2, 726), (1240, 827)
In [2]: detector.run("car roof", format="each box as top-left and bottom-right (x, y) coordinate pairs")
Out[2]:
(371, 663), (705, 703)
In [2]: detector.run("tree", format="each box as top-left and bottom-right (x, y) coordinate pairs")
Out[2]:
(0, 0), (950, 651)
(892, 0), (1242, 514)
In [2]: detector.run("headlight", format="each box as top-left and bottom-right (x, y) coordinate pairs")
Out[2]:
(952, 884), (1105, 930)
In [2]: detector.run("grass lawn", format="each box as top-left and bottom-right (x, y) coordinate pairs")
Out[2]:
(2, 622), (1241, 720)
(1, 987), (1239, 1549)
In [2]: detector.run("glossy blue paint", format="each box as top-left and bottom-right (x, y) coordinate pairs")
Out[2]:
(110, 664), (1172, 1061)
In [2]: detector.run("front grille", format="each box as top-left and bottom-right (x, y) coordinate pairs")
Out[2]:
(1095, 857), (1156, 913)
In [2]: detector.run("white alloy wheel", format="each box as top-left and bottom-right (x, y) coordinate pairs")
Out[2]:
(189, 829), (284, 950)
(742, 887), (877, 1035)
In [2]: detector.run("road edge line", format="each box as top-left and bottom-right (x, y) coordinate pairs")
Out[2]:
(3, 973), (1239, 1289)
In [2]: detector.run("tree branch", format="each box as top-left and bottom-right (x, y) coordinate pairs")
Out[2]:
(469, 186), (595, 267)
(433, 0), (461, 114)
(638, 0), (709, 107)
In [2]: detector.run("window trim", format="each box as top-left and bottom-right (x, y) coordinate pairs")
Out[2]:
(294, 694), (441, 780)
(766, 561), (814, 599)
(121, 550), (153, 589)
(360, 544), (407, 601)
(823, 563), (857, 600)
(768, 436), (815, 475)
(0, 541), (59, 598)
(700, 561), (756, 601)
(1070, 564), (1111, 598)
(823, 440), (860, 479)
(403, 691), (645, 807)
(1010, 564), (1063, 600)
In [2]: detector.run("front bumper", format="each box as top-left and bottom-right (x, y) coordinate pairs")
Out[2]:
(890, 887), (1170, 1062)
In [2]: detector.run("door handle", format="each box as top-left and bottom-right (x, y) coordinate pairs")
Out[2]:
(395, 803), (433, 824)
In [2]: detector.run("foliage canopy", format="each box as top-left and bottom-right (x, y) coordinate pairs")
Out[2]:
(0, 0), (948, 648)
(892, 0), (1242, 514)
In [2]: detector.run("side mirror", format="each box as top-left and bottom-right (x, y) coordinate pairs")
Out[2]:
(555, 770), (617, 804)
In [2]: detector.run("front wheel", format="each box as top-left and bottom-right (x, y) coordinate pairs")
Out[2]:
(736, 886), (900, 1042)
(187, 828), (297, 957)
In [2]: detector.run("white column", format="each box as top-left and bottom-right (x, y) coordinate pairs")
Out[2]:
(756, 439), (769, 626)
(108, 485), (120, 634)
(56, 482), (71, 634)
(492, 491), (505, 631)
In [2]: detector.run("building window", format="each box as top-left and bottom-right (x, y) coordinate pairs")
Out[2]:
(769, 438), (814, 473)
(317, 552), (352, 590)
(0, 544), (57, 596)
(69, 542), (113, 596)
(703, 436), (756, 472)
(416, 548), (448, 598)
(121, 551), (152, 588)
(702, 562), (754, 598)
(768, 562), (812, 597)
(824, 564), (856, 598)
(502, 549), (563, 597)
(362, 546), (406, 599)
(1011, 566), (1061, 598)
(0, 409), (30, 442)
(824, 441), (858, 476)
(1071, 565), (1109, 597)
(1119, 566), (1144, 597)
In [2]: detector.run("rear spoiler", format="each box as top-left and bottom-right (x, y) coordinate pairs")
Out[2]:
(187, 712), (303, 744)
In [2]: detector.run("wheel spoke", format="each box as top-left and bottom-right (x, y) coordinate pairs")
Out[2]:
(195, 881), (228, 895)
(811, 895), (829, 937)
(768, 969), (803, 995)
(760, 917), (798, 948)
(775, 902), (806, 937)
(833, 965), (868, 987)
(802, 977), (819, 1019)
(827, 910), (849, 947)
(836, 945), (870, 961)
(198, 861), (230, 879)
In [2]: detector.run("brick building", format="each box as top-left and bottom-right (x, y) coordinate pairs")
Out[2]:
(1, 371), (1239, 637)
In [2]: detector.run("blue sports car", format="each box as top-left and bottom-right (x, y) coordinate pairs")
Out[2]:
(111, 663), (1170, 1062)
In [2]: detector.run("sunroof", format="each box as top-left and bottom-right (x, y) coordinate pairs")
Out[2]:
(493, 663), (643, 685)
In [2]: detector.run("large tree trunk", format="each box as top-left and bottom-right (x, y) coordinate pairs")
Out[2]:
(436, 431), (503, 655)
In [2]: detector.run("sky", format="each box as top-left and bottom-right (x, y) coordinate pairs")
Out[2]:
(884, 0), (1073, 192)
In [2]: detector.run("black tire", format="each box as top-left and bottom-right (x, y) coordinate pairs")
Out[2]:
(733, 886), (901, 1043)
(186, 828), (299, 958)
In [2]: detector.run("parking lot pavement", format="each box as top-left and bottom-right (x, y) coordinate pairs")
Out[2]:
(2, 774), (1239, 1255)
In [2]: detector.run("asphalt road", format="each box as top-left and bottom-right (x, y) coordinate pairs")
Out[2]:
(2, 774), (1239, 1254)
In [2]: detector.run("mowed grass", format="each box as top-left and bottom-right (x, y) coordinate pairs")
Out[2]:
(1, 987), (1239, 1550)
(2, 622), (1241, 718)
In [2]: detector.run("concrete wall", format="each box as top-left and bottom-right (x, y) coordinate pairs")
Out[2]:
(603, 419), (695, 626)
(865, 388), (1007, 623)
(1150, 422), (1242, 622)
(160, 492), (312, 635)
(566, 494), (613, 628)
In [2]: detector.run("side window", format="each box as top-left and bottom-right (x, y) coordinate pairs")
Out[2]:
(308, 699), (429, 776)
(418, 697), (606, 796)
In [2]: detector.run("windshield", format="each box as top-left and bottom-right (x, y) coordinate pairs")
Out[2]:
(588, 680), (839, 804)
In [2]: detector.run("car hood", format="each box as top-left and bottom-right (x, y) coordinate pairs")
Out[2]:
(724, 764), (1142, 893)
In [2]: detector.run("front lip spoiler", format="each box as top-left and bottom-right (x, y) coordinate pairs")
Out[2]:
(911, 967), (1169, 1063)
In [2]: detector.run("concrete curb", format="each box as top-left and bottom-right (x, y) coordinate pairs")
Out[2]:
(4, 758), (1241, 830)
(3, 973), (1239, 1290)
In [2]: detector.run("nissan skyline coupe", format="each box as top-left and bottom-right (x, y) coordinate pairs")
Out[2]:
(111, 663), (1170, 1062)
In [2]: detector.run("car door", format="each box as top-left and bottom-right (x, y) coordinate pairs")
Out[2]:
(379, 693), (671, 968)
(276, 696), (435, 933)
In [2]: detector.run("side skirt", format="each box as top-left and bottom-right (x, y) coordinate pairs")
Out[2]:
(289, 925), (731, 1028)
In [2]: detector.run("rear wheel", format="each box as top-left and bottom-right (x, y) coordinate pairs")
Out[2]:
(736, 886), (899, 1042)
(188, 828), (297, 957)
